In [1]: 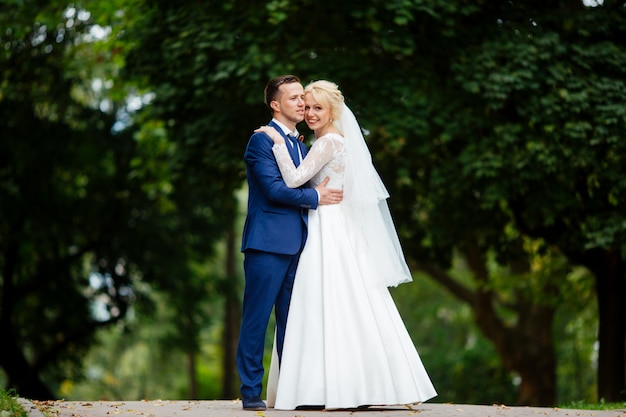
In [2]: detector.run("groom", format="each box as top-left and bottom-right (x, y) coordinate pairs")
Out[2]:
(237, 75), (343, 410)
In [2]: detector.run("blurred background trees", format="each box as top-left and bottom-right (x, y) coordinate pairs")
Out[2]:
(1, 0), (624, 407)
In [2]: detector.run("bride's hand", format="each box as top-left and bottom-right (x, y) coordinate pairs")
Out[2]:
(255, 126), (285, 144)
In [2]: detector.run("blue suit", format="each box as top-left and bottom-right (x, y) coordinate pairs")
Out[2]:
(237, 120), (318, 400)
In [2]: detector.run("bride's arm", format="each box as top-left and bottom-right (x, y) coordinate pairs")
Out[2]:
(272, 136), (337, 188)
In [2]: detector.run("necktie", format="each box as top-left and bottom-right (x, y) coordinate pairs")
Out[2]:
(287, 135), (301, 164)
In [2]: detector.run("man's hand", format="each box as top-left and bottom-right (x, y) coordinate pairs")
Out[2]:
(316, 177), (343, 205)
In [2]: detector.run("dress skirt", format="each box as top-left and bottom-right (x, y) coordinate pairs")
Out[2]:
(267, 204), (437, 410)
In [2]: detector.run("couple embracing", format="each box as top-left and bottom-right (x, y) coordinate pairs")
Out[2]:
(237, 75), (437, 411)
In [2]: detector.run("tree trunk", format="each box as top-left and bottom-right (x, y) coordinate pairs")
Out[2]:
(581, 249), (626, 402)
(1, 229), (54, 399)
(222, 293), (240, 398)
(1, 338), (55, 399)
(511, 304), (557, 406)
(221, 216), (241, 399)
(425, 240), (558, 406)
(473, 295), (557, 406)
(187, 347), (198, 399)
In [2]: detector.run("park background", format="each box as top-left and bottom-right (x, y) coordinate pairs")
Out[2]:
(1, 0), (625, 409)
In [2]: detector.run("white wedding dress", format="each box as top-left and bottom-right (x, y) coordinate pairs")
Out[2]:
(265, 129), (437, 410)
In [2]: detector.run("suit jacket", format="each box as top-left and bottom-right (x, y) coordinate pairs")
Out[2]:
(241, 120), (319, 255)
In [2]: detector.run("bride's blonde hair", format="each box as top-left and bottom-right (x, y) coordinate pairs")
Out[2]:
(304, 80), (345, 122)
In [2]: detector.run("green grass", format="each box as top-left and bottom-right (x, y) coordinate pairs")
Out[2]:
(560, 399), (626, 410)
(0, 389), (27, 417)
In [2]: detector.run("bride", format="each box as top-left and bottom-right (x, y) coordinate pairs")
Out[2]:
(256, 80), (437, 410)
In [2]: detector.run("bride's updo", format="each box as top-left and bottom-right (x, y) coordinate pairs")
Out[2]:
(304, 80), (345, 123)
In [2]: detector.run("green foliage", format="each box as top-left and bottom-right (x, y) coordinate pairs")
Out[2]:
(392, 272), (518, 404)
(560, 399), (626, 411)
(2, 0), (624, 404)
(59, 289), (222, 400)
(373, 4), (625, 401)
(423, 3), (626, 260)
(394, 259), (599, 405)
(0, 0), (230, 398)
(0, 389), (26, 417)
(553, 266), (598, 403)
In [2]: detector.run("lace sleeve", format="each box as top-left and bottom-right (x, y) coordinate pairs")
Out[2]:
(272, 136), (339, 188)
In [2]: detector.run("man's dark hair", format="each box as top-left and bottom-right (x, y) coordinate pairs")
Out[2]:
(264, 75), (301, 110)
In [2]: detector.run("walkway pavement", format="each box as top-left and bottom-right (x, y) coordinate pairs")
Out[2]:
(17, 399), (626, 417)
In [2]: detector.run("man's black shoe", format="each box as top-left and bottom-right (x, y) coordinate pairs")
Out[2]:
(242, 396), (266, 411)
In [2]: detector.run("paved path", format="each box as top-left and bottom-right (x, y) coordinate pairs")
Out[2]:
(17, 399), (626, 417)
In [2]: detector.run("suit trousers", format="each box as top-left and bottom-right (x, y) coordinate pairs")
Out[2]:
(237, 249), (299, 399)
